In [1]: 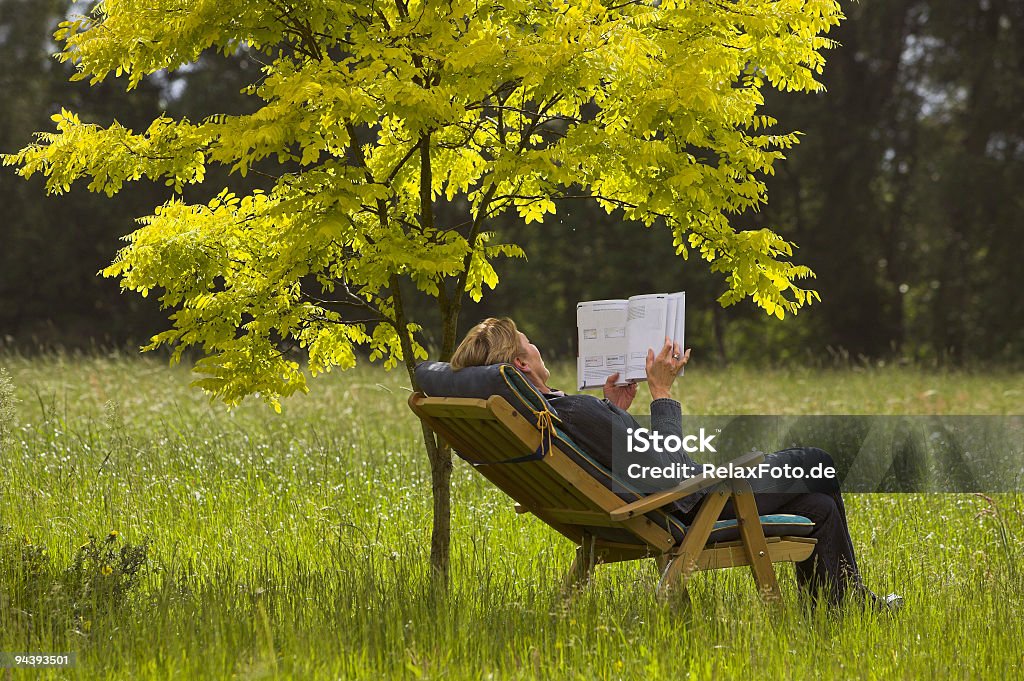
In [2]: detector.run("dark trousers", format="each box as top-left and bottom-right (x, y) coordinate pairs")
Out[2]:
(679, 447), (864, 605)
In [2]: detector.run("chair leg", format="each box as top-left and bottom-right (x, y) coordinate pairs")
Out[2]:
(657, 484), (730, 602)
(731, 479), (782, 601)
(652, 553), (692, 608)
(562, 534), (596, 594)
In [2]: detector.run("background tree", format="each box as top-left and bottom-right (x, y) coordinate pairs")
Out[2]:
(6, 0), (845, 577)
(0, 0), (268, 347)
(0, 0), (169, 344)
(750, 0), (1024, 364)
(4, 2), (1022, 365)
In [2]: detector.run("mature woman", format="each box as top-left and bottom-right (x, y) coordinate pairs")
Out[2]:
(450, 317), (902, 612)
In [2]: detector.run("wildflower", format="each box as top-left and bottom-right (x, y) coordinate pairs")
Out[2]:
(101, 565), (113, 575)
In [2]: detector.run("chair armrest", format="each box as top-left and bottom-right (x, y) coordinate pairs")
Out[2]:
(608, 450), (765, 521)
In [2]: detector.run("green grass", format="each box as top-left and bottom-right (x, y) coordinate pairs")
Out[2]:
(1, 354), (1022, 680)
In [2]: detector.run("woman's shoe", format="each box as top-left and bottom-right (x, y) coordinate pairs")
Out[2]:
(882, 593), (904, 613)
(855, 585), (904, 614)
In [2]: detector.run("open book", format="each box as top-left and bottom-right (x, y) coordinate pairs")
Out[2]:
(576, 292), (685, 391)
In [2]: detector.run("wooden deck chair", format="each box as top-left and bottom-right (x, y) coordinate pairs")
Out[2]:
(408, 362), (816, 602)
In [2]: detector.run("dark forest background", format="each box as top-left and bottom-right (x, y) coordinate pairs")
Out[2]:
(1, 1), (1022, 365)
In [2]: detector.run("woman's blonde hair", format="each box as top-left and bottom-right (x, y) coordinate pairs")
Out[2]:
(450, 317), (524, 370)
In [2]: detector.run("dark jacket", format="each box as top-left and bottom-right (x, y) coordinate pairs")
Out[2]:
(543, 393), (707, 516)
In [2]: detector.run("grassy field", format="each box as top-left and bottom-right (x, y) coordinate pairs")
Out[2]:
(1, 353), (1022, 680)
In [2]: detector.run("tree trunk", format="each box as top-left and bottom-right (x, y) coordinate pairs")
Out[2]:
(421, 421), (453, 580)
(391, 268), (455, 583)
(397, 130), (460, 584)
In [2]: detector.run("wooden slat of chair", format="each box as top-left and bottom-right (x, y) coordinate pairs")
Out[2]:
(542, 452), (678, 552)
(462, 404), (605, 512)
(445, 415), (600, 518)
(460, 417), (593, 509)
(431, 402), (588, 509)
(419, 399), (498, 419)
(481, 421), (677, 549)
(414, 400), (571, 512)
(437, 416), (570, 507)
(524, 509), (623, 528)
(698, 537), (815, 570)
(410, 397), (588, 543)
(421, 412), (554, 511)
(485, 396), (679, 552)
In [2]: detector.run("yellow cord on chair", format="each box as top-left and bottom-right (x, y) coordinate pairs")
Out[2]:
(530, 407), (556, 461)
(458, 404), (556, 466)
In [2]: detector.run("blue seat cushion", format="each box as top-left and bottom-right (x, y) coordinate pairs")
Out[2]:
(705, 514), (815, 544)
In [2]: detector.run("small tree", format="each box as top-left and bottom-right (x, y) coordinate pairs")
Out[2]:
(5, 0), (842, 579)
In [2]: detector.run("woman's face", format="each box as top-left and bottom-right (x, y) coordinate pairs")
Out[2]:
(516, 331), (550, 387)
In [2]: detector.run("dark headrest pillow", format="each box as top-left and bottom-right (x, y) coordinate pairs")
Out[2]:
(414, 361), (560, 426)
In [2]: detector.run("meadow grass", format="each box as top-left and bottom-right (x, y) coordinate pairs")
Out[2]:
(0, 353), (1022, 680)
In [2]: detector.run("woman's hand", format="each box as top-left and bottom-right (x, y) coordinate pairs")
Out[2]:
(646, 338), (690, 401)
(603, 372), (638, 410)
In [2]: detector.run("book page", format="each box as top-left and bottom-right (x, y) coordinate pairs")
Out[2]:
(624, 294), (669, 381)
(669, 291), (685, 375)
(666, 296), (679, 347)
(672, 292), (685, 345)
(576, 300), (628, 390)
